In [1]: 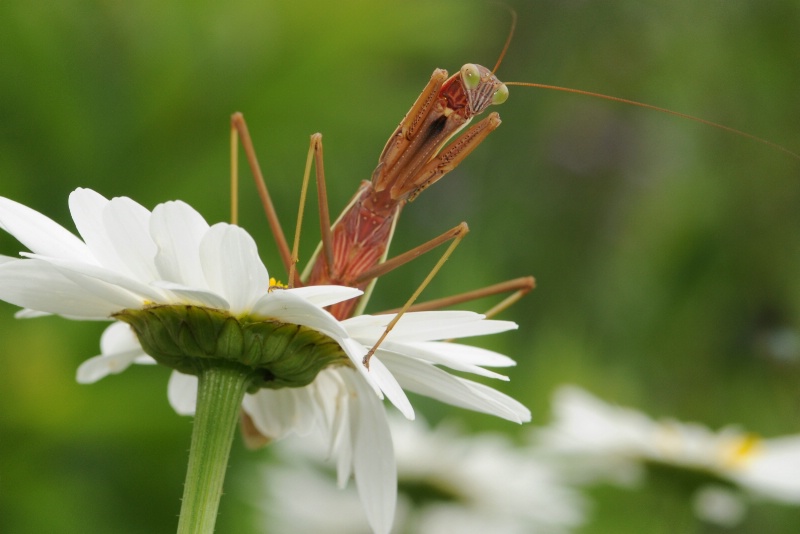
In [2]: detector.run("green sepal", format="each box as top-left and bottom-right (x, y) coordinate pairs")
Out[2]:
(114, 304), (350, 390)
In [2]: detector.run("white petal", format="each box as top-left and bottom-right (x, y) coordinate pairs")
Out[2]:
(284, 285), (363, 308)
(336, 337), (383, 399)
(53, 266), (147, 312)
(344, 372), (397, 534)
(103, 196), (159, 282)
(334, 412), (355, 489)
(368, 357), (414, 420)
(405, 340), (518, 367)
(343, 311), (517, 342)
(69, 188), (131, 274)
(168, 372), (199, 415)
(382, 353), (531, 423)
(734, 436), (800, 503)
(308, 368), (351, 432)
(150, 201), (210, 288)
(200, 223), (270, 313)
(340, 313), (399, 339)
(23, 253), (168, 303)
(377, 341), (512, 380)
(100, 321), (140, 352)
(242, 386), (318, 440)
(77, 324), (149, 383)
(0, 195), (91, 261)
(76, 350), (146, 383)
(151, 281), (230, 309)
(302, 369), (355, 481)
(15, 308), (51, 318)
(459, 379), (532, 423)
(251, 290), (348, 339)
(0, 259), (140, 317)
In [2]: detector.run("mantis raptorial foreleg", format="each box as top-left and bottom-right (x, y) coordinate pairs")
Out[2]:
(405, 112), (501, 202)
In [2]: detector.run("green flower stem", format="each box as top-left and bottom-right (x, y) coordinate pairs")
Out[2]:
(176, 363), (255, 534)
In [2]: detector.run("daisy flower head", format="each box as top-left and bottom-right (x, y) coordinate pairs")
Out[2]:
(0, 188), (365, 387)
(0, 188), (532, 534)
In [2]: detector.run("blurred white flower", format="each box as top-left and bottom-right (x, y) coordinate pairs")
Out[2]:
(692, 485), (747, 527)
(536, 385), (800, 524)
(260, 416), (584, 534)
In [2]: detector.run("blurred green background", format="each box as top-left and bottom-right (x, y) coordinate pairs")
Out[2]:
(1, 0), (799, 532)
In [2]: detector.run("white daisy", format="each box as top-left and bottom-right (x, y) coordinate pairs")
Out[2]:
(536, 385), (800, 524)
(260, 415), (583, 534)
(0, 188), (531, 534)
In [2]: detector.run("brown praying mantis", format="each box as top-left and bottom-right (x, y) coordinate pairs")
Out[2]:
(230, 60), (532, 321)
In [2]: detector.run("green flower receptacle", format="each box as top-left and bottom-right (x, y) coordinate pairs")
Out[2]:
(115, 304), (351, 390)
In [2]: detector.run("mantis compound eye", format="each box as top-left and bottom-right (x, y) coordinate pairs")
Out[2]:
(460, 63), (482, 90)
(492, 83), (509, 105)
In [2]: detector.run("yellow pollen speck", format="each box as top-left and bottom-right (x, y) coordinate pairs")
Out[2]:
(268, 277), (287, 292)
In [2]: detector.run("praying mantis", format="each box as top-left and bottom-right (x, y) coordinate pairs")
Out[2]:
(230, 60), (534, 328)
